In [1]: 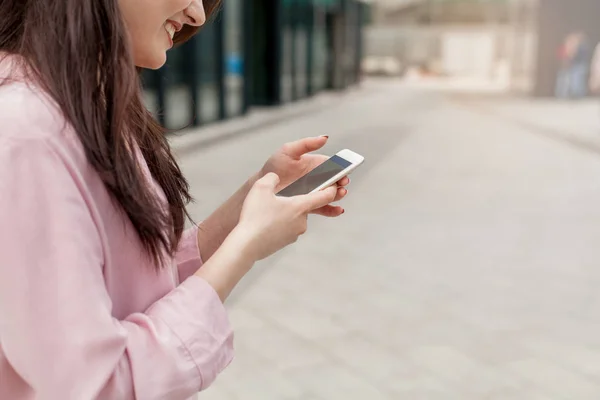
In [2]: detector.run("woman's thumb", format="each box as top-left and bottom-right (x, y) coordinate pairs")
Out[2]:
(257, 172), (280, 190)
(299, 186), (337, 211)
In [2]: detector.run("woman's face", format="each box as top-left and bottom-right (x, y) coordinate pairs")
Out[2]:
(119, 0), (206, 69)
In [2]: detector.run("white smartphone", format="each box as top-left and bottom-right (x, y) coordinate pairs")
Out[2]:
(277, 149), (364, 197)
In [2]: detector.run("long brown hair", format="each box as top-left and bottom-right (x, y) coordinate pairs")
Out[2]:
(0, 0), (222, 268)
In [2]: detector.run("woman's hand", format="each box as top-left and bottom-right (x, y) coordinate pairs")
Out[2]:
(195, 137), (348, 264)
(234, 173), (338, 261)
(260, 136), (350, 217)
(195, 173), (337, 301)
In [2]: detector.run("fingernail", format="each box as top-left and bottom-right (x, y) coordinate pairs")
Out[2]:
(321, 135), (329, 139)
(342, 209), (345, 214)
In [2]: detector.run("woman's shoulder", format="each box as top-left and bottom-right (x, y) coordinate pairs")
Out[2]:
(0, 56), (87, 165)
(0, 82), (63, 142)
(0, 55), (74, 142)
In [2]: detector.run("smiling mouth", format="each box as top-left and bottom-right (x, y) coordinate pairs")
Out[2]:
(165, 22), (176, 42)
(164, 20), (183, 48)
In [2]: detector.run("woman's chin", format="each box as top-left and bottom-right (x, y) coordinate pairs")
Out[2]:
(135, 52), (167, 70)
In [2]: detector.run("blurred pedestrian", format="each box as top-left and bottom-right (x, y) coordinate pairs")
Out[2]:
(556, 32), (592, 99)
(0, 1), (350, 399)
(589, 41), (600, 94)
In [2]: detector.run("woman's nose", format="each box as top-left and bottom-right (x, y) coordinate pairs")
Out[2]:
(184, 1), (206, 27)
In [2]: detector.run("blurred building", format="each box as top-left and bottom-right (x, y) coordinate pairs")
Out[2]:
(373, 0), (509, 25)
(142, 0), (368, 130)
(509, 0), (600, 97)
(364, 0), (511, 80)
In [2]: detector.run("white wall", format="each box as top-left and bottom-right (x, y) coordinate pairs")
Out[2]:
(365, 25), (512, 79)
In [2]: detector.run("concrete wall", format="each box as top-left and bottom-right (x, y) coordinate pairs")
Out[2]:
(507, 0), (539, 94)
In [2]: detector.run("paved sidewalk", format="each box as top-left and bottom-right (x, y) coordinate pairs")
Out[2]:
(177, 80), (600, 399)
(452, 94), (600, 154)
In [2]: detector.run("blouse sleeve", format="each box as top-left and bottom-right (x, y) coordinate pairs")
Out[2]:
(175, 225), (204, 284)
(0, 136), (233, 400)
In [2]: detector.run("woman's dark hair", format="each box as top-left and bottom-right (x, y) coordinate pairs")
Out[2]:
(0, 0), (222, 268)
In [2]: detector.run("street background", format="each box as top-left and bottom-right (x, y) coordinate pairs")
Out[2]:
(171, 78), (600, 399)
(159, 0), (600, 398)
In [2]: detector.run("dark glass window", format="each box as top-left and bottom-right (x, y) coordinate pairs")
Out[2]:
(224, 0), (244, 117)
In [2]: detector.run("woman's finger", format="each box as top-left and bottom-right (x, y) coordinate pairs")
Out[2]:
(282, 136), (328, 159)
(310, 205), (345, 217)
(336, 177), (350, 187)
(334, 187), (348, 202)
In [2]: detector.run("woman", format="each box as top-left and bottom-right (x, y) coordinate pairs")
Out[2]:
(556, 32), (592, 99)
(0, 1), (350, 399)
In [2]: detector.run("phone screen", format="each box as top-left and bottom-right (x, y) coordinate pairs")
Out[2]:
(277, 155), (352, 197)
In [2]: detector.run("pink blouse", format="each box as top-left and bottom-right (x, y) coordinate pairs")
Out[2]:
(0, 57), (234, 399)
